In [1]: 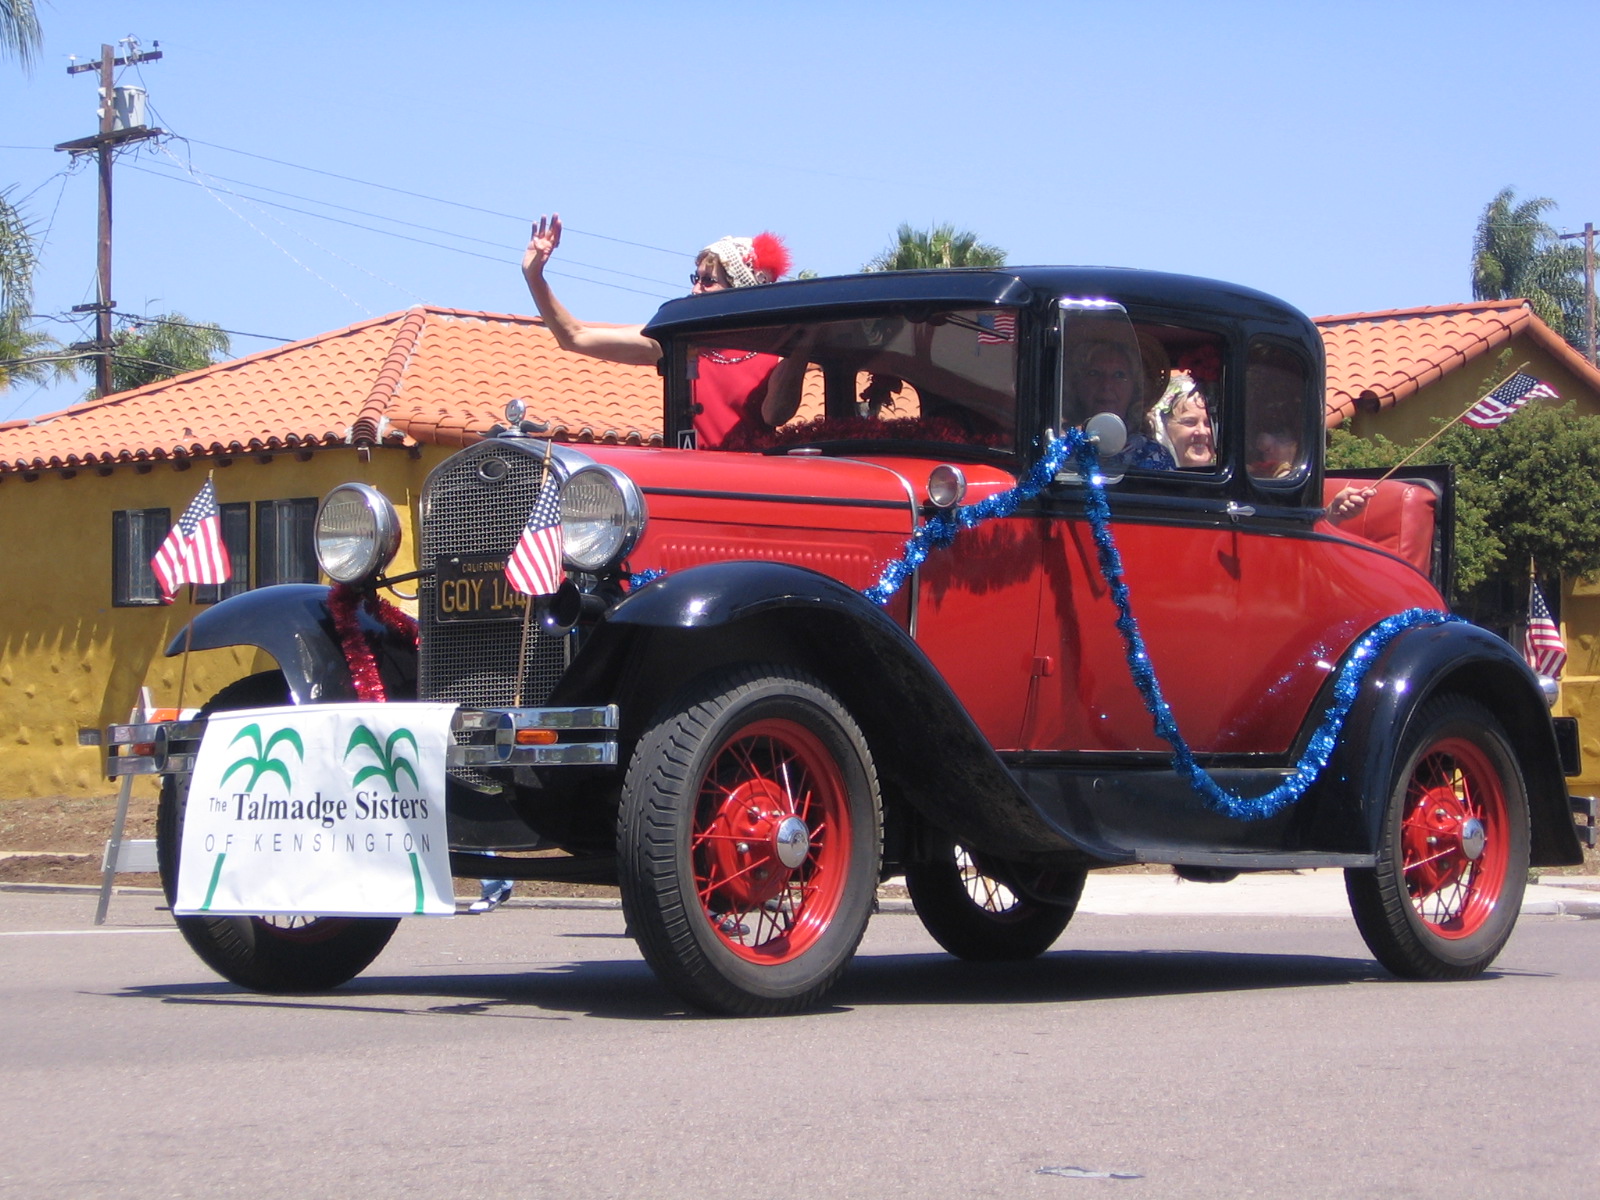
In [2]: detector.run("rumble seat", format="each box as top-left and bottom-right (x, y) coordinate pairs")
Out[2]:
(1323, 476), (1441, 576)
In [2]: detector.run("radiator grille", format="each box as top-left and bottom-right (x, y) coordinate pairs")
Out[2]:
(419, 442), (568, 710)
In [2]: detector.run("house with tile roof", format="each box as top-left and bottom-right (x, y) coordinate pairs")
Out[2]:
(0, 306), (661, 800)
(1318, 299), (1600, 790)
(8, 294), (1600, 803)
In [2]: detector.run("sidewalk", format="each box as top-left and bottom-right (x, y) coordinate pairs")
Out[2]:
(8, 867), (1600, 917)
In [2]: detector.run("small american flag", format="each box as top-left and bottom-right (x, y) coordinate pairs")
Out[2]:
(504, 468), (565, 597)
(1461, 372), (1559, 429)
(150, 479), (230, 603)
(977, 311), (1017, 344)
(1525, 581), (1567, 679)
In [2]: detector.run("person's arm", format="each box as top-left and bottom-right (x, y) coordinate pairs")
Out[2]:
(1327, 484), (1375, 523)
(759, 327), (825, 426)
(761, 352), (811, 426)
(522, 213), (662, 366)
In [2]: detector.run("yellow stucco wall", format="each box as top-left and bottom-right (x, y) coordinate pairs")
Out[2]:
(0, 447), (433, 804)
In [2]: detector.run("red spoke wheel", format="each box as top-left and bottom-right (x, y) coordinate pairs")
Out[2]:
(906, 839), (1082, 961)
(1346, 696), (1529, 980)
(620, 667), (880, 1015)
(157, 672), (399, 992)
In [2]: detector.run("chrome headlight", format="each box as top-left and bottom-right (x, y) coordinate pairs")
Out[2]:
(316, 483), (402, 583)
(560, 464), (646, 573)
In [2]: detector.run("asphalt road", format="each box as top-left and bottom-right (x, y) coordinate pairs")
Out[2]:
(4, 891), (1598, 1200)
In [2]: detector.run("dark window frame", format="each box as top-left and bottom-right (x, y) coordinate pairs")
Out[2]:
(111, 507), (171, 607)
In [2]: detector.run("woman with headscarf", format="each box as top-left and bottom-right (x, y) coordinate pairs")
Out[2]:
(521, 214), (797, 447)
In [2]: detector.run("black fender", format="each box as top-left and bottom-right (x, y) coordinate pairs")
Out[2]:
(1313, 618), (1580, 867)
(162, 584), (417, 705)
(546, 561), (1093, 860)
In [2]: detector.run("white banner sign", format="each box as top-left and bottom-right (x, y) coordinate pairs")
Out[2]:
(173, 702), (458, 918)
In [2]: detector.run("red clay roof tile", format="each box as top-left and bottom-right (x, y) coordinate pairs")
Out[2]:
(0, 307), (664, 474)
(1319, 299), (1600, 428)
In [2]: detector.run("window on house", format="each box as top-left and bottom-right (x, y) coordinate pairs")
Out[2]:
(255, 498), (321, 586)
(112, 508), (171, 606)
(192, 503), (252, 604)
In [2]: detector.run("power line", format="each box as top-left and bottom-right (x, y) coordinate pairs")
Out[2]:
(175, 135), (689, 258)
(126, 158), (680, 292)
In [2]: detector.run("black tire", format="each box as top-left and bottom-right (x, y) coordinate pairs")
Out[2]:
(157, 671), (399, 992)
(1345, 695), (1530, 981)
(618, 666), (881, 1015)
(905, 839), (1082, 961)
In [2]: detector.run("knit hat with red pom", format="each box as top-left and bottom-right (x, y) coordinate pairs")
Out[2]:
(700, 232), (792, 288)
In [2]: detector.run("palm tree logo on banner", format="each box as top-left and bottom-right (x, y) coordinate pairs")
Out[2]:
(219, 725), (305, 791)
(344, 725), (420, 792)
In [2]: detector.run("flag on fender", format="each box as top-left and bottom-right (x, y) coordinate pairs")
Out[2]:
(505, 469), (564, 597)
(1461, 372), (1559, 429)
(151, 478), (230, 603)
(1525, 580), (1567, 679)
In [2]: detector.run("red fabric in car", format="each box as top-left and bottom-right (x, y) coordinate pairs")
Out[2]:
(1324, 478), (1438, 575)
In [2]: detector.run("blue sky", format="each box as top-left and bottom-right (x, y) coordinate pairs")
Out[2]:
(3, 1), (1595, 421)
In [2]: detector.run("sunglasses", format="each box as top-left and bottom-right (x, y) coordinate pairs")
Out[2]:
(689, 271), (725, 288)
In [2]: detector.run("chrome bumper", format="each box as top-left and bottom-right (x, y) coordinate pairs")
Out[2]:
(101, 704), (620, 777)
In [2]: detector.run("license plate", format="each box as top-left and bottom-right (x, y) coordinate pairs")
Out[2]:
(435, 555), (531, 622)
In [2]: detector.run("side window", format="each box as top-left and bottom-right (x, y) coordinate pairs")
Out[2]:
(192, 503), (251, 604)
(1245, 340), (1312, 484)
(1060, 312), (1224, 475)
(256, 498), (320, 586)
(111, 508), (170, 606)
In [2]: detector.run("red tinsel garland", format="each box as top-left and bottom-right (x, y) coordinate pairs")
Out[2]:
(328, 583), (419, 702)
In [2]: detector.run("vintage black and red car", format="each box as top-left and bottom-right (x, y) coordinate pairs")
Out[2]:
(107, 267), (1588, 1014)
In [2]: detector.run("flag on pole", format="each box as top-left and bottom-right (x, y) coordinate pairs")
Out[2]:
(1461, 372), (1559, 429)
(150, 479), (230, 603)
(977, 311), (1017, 344)
(504, 469), (565, 597)
(1525, 580), (1568, 679)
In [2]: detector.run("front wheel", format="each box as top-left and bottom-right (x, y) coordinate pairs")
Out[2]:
(905, 840), (1082, 961)
(1345, 695), (1530, 981)
(618, 666), (881, 1015)
(156, 671), (399, 992)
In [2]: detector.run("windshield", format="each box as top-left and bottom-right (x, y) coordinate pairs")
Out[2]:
(680, 308), (1019, 454)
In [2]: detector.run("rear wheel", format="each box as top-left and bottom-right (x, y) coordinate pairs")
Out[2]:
(618, 666), (881, 1015)
(1345, 696), (1529, 980)
(157, 671), (399, 992)
(906, 839), (1082, 961)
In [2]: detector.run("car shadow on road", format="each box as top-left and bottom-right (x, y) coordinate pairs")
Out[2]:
(105, 942), (1466, 1022)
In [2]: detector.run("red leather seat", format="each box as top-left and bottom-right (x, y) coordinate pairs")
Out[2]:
(1324, 477), (1439, 575)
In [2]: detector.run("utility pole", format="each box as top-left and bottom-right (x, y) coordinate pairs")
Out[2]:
(1558, 222), (1596, 368)
(53, 39), (164, 399)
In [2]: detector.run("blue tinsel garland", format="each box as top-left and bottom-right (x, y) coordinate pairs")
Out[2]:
(635, 431), (1458, 820)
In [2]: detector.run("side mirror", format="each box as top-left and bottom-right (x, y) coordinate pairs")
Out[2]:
(1084, 412), (1127, 458)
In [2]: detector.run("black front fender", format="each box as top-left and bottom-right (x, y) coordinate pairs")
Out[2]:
(164, 584), (416, 705)
(1314, 618), (1579, 866)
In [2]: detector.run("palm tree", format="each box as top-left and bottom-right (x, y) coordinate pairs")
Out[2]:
(78, 313), (233, 396)
(1472, 187), (1586, 348)
(1, 0), (42, 71)
(864, 223), (1007, 272)
(0, 308), (66, 392)
(1, 184), (35, 316)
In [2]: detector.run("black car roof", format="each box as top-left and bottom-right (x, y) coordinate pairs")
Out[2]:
(643, 266), (1315, 341)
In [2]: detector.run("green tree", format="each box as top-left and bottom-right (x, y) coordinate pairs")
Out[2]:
(0, 0), (42, 71)
(1327, 361), (1600, 610)
(1472, 187), (1586, 349)
(0, 308), (67, 392)
(78, 313), (233, 396)
(864, 223), (1006, 271)
(0, 184), (34, 316)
